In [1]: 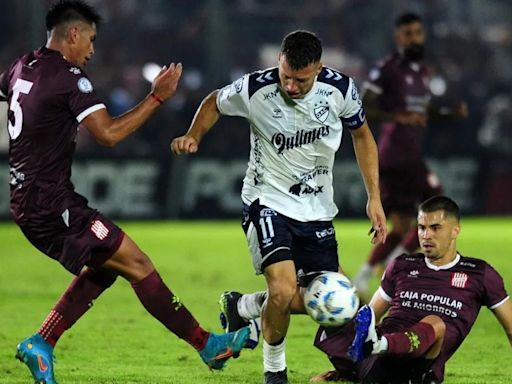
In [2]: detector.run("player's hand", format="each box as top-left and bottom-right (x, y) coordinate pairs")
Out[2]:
(171, 134), (199, 154)
(151, 62), (183, 102)
(366, 198), (387, 245)
(394, 112), (427, 127)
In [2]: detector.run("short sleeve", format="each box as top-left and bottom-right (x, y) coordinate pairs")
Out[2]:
(483, 263), (509, 309)
(65, 71), (105, 122)
(216, 74), (250, 118)
(379, 258), (398, 301)
(0, 66), (11, 100)
(363, 62), (387, 95)
(339, 78), (365, 129)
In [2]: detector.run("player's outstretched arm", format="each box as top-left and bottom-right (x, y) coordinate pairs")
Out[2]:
(492, 298), (512, 347)
(171, 90), (221, 155)
(83, 63), (183, 147)
(350, 122), (387, 245)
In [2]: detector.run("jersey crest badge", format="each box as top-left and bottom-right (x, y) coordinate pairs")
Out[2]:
(314, 101), (330, 123)
(77, 77), (93, 93)
(451, 272), (469, 288)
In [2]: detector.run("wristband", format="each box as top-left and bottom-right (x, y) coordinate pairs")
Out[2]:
(150, 92), (164, 104)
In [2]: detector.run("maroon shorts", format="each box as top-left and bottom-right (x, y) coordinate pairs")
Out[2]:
(380, 162), (443, 216)
(18, 204), (124, 275)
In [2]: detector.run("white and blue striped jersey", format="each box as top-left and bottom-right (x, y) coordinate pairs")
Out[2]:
(216, 66), (365, 221)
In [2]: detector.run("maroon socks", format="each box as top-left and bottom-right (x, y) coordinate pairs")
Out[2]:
(131, 270), (209, 351)
(385, 322), (436, 357)
(38, 268), (117, 346)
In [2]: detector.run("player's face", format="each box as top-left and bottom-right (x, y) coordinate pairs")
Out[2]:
(69, 22), (97, 66)
(395, 21), (425, 49)
(417, 209), (460, 264)
(278, 53), (322, 99)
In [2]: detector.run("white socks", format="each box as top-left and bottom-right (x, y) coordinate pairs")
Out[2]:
(263, 338), (286, 372)
(238, 291), (267, 320)
(372, 335), (388, 354)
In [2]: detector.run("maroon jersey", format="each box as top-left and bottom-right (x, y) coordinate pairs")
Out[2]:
(0, 47), (105, 223)
(379, 253), (509, 381)
(365, 53), (431, 168)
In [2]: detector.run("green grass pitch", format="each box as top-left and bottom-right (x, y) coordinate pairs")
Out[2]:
(1, 218), (511, 383)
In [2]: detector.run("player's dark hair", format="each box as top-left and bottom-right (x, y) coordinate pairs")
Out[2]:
(46, 0), (102, 32)
(395, 12), (423, 28)
(419, 196), (460, 222)
(280, 30), (322, 70)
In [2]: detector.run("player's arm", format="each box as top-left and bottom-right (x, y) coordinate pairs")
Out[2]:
(427, 102), (468, 123)
(368, 288), (391, 322)
(170, 90), (220, 154)
(350, 121), (387, 244)
(0, 70), (8, 102)
(83, 63), (182, 147)
(492, 298), (512, 347)
(362, 90), (426, 127)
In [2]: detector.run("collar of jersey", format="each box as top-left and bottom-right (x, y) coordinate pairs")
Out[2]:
(424, 253), (460, 271)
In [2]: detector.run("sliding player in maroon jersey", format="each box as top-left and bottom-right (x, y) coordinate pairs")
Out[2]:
(312, 196), (512, 383)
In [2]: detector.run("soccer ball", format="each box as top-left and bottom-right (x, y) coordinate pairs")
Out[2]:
(304, 272), (360, 327)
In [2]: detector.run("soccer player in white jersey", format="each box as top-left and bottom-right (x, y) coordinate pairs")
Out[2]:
(171, 30), (387, 384)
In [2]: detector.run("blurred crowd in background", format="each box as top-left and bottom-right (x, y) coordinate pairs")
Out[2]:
(1, 0), (511, 216)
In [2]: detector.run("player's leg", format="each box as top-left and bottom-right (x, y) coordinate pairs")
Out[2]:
(350, 306), (445, 362)
(382, 164), (444, 266)
(102, 234), (249, 369)
(353, 168), (417, 297)
(15, 211), (123, 384)
(240, 201), (296, 383)
(311, 322), (359, 383)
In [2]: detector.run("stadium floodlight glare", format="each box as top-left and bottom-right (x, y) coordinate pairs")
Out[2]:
(142, 62), (162, 83)
(429, 75), (447, 96)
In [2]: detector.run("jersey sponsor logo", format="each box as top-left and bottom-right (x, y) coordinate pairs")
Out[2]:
(408, 270), (419, 277)
(272, 126), (330, 154)
(451, 272), (469, 288)
(234, 76), (244, 93)
(459, 261), (476, 268)
(315, 88), (333, 97)
(351, 84), (360, 101)
(263, 88), (279, 101)
(272, 108), (283, 118)
(77, 77), (93, 93)
(315, 227), (335, 239)
(69, 67), (81, 75)
(299, 166), (329, 183)
(9, 167), (25, 189)
(91, 219), (109, 240)
(289, 182), (324, 197)
(313, 100), (330, 123)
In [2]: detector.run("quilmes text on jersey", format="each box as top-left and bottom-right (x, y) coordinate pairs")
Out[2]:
(272, 126), (330, 154)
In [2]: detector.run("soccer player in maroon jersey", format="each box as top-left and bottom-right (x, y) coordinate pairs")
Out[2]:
(0, 1), (249, 383)
(353, 13), (469, 298)
(311, 196), (512, 383)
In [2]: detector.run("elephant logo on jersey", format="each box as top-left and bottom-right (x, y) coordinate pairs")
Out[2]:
(289, 183), (324, 196)
(314, 100), (330, 123)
